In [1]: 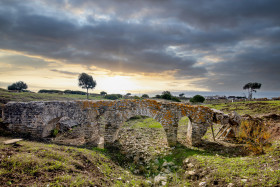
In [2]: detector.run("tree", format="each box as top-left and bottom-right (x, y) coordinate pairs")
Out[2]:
(100, 91), (107, 96)
(126, 93), (131, 96)
(8, 81), (28, 91)
(161, 91), (172, 100)
(190, 95), (205, 103)
(171, 96), (181, 102)
(141, 94), (149, 98)
(78, 73), (96, 99)
(179, 93), (185, 97)
(243, 82), (262, 100)
(155, 95), (161, 99)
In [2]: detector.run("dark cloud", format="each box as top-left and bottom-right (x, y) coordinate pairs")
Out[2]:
(0, 0), (279, 91)
(0, 54), (50, 68)
(196, 45), (280, 91)
(51, 69), (79, 76)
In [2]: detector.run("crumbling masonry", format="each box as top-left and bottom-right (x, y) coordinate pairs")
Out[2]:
(2, 99), (233, 146)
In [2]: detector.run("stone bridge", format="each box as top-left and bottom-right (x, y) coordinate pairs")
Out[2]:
(2, 99), (232, 146)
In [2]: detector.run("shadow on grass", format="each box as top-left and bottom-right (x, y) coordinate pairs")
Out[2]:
(197, 140), (247, 157)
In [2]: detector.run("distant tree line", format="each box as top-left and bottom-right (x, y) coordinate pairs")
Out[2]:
(38, 89), (88, 95)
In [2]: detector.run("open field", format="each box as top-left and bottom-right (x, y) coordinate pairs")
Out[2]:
(0, 88), (104, 104)
(206, 100), (280, 116)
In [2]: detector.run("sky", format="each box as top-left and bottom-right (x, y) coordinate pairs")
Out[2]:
(0, 0), (279, 95)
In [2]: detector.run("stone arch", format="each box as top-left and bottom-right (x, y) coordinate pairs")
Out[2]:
(177, 115), (192, 144)
(101, 107), (179, 147)
(42, 117), (62, 138)
(177, 107), (212, 146)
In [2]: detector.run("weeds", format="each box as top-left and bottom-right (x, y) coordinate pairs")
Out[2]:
(238, 117), (271, 155)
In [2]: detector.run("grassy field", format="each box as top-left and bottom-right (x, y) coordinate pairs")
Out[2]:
(0, 137), (148, 186)
(1, 126), (279, 186)
(0, 88), (104, 104)
(205, 100), (280, 115)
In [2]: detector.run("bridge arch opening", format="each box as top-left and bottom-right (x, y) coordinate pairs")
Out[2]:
(177, 116), (191, 145)
(116, 115), (169, 163)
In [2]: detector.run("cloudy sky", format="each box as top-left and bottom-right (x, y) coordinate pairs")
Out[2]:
(0, 0), (279, 94)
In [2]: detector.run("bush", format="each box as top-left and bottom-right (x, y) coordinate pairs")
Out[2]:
(171, 96), (181, 102)
(155, 95), (161, 99)
(64, 90), (86, 95)
(161, 91), (172, 100)
(190, 95), (205, 103)
(238, 117), (270, 155)
(100, 91), (107, 96)
(105, 94), (122, 100)
(133, 96), (140, 99)
(141, 94), (149, 98)
(38, 89), (63, 94)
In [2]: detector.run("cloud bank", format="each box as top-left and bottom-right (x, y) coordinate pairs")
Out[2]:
(0, 0), (279, 91)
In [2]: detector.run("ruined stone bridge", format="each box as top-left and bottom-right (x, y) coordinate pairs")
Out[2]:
(2, 99), (232, 146)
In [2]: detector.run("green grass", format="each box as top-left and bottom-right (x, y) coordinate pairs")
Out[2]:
(124, 116), (163, 129)
(192, 144), (280, 186)
(206, 100), (280, 115)
(0, 137), (147, 186)
(0, 88), (106, 104)
(152, 141), (280, 186)
(179, 116), (189, 126)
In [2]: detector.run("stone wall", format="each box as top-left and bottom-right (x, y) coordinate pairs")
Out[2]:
(2, 99), (232, 146)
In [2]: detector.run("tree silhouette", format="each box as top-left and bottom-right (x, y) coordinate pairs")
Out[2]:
(141, 94), (149, 98)
(161, 91), (172, 100)
(78, 73), (96, 99)
(190, 95), (205, 103)
(100, 91), (107, 96)
(243, 82), (262, 100)
(8, 81), (28, 91)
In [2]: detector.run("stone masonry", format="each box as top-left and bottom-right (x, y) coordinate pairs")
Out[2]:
(2, 99), (233, 146)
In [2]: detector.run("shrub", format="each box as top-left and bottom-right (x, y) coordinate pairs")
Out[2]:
(141, 94), (149, 98)
(100, 91), (107, 96)
(190, 95), (205, 103)
(38, 89), (63, 94)
(155, 95), (161, 99)
(133, 96), (140, 99)
(171, 96), (181, 102)
(238, 117), (270, 155)
(104, 94), (122, 100)
(161, 91), (172, 100)
(64, 90), (86, 95)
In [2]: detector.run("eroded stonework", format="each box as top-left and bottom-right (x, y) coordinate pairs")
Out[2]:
(2, 99), (234, 146)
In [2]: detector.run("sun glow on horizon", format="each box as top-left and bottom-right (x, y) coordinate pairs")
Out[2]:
(98, 76), (142, 94)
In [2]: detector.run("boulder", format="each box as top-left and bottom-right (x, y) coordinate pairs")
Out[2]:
(154, 175), (167, 185)
(199, 181), (207, 187)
